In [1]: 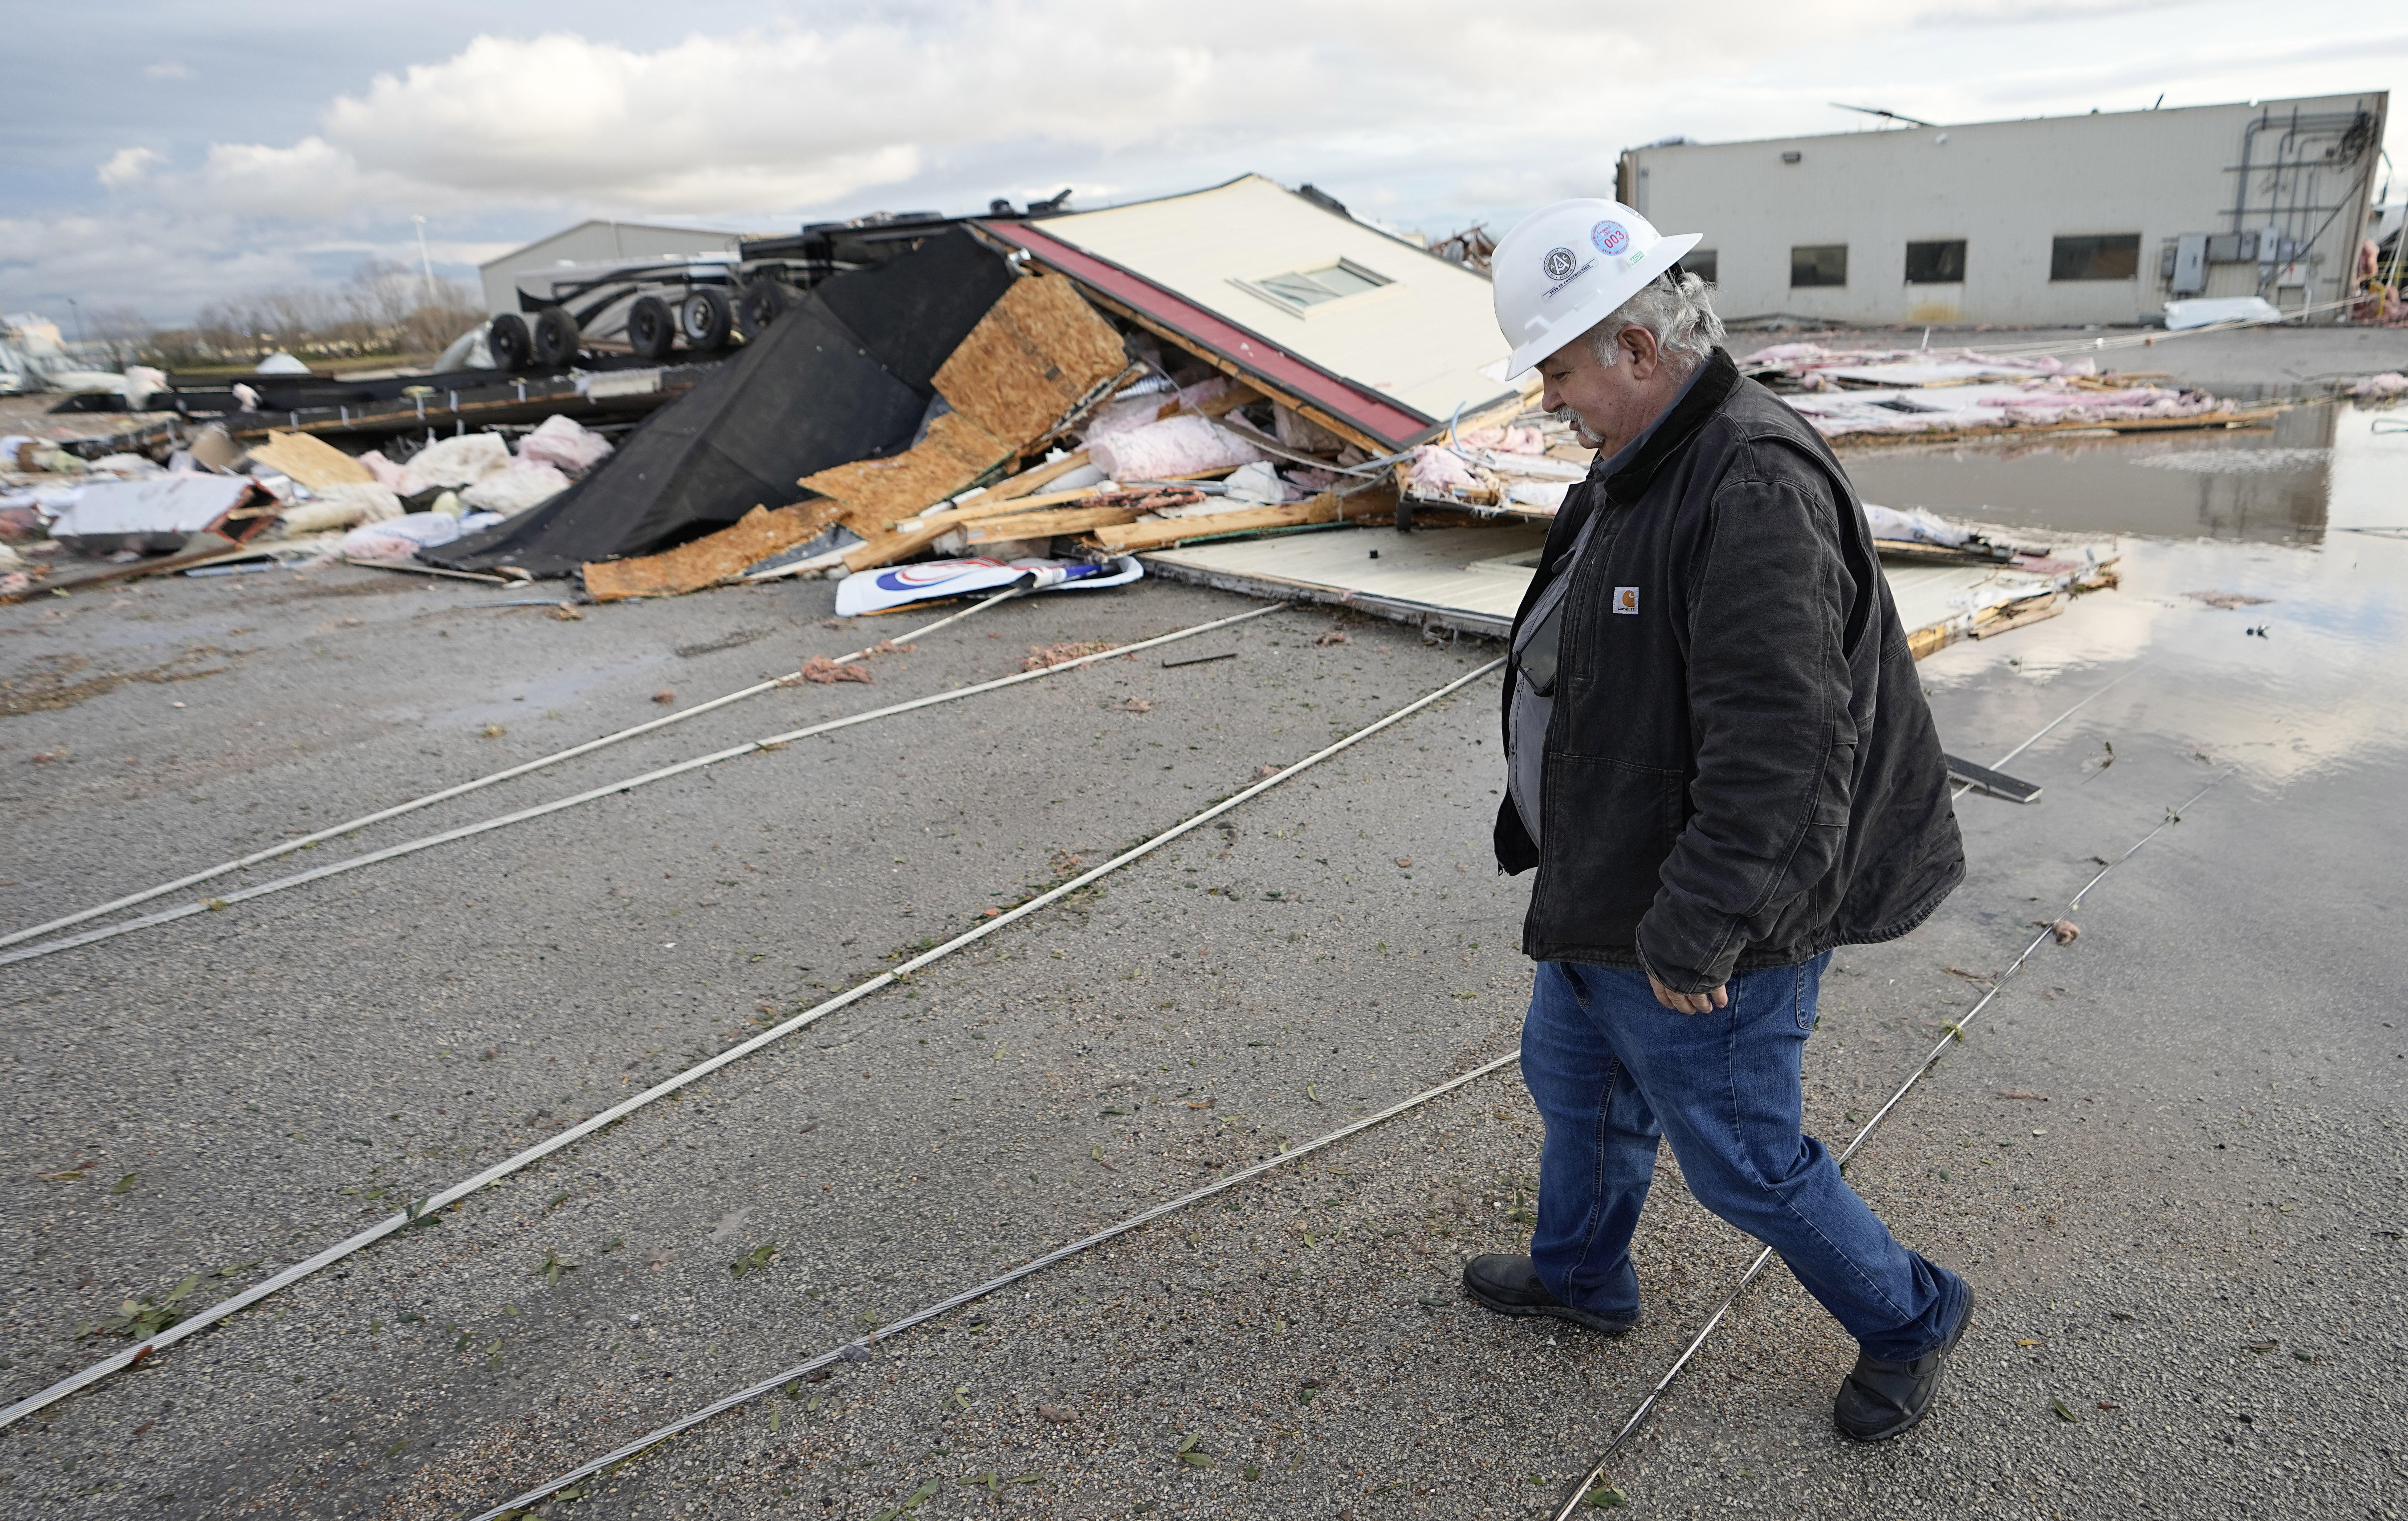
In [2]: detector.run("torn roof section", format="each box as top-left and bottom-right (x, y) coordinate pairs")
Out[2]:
(980, 175), (1521, 452)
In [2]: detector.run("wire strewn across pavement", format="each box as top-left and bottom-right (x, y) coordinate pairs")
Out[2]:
(468, 668), (2170, 1517)
(1546, 764), (2236, 1521)
(0, 656), (1504, 1432)
(0, 602), (1283, 968)
(0, 587), (1037, 954)
(464, 1049), (1527, 1521)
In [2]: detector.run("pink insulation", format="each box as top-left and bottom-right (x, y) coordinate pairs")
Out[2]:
(1087, 415), (1266, 481)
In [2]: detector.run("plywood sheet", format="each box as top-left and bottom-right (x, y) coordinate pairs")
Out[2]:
(249, 430), (376, 488)
(932, 273), (1127, 445)
(799, 273), (1128, 536)
(583, 500), (845, 601)
(798, 410), (1014, 532)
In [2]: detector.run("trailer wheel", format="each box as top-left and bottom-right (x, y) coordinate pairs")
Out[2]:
(531, 307), (582, 368)
(489, 313), (533, 371)
(680, 289), (734, 351)
(734, 279), (790, 340)
(627, 295), (676, 361)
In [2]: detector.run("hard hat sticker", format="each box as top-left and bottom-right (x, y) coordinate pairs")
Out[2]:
(1591, 221), (1630, 256)
(1543, 246), (1580, 281)
(1613, 586), (1639, 614)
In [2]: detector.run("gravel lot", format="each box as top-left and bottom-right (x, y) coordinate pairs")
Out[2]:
(2, 417), (2403, 1519)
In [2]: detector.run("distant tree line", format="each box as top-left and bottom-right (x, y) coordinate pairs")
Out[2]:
(127, 261), (484, 369)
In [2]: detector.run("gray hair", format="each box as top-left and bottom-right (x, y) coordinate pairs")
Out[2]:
(1584, 271), (1724, 375)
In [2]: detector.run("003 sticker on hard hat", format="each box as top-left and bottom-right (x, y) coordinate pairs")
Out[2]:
(1592, 221), (1629, 255)
(1613, 586), (1640, 614)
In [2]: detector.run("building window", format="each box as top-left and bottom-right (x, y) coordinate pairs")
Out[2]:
(2050, 234), (2141, 281)
(1790, 244), (1847, 288)
(1235, 259), (1392, 313)
(1904, 240), (1966, 284)
(1684, 249), (1718, 285)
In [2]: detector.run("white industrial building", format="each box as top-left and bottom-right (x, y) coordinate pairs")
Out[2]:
(1617, 93), (2387, 327)
(477, 220), (753, 315)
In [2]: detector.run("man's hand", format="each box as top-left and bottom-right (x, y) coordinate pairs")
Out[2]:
(1647, 971), (1729, 1015)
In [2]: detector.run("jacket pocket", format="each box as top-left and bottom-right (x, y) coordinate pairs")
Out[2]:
(1541, 755), (1687, 922)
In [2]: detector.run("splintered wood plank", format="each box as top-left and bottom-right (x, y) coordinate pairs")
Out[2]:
(839, 486), (1111, 572)
(1088, 485), (1396, 552)
(960, 505), (1141, 542)
(981, 449), (1092, 503)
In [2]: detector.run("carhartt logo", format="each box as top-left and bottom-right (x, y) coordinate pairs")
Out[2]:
(1613, 586), (1639, 614)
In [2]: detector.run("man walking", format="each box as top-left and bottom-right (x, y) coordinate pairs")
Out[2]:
(1462, 199), (1975, 1442)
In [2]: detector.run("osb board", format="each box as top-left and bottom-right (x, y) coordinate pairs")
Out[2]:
(583, 500), (845, 601)
(932, 274), (1128, 445)
(797, 410), (1013, 532)
(249, 430), (375, 488)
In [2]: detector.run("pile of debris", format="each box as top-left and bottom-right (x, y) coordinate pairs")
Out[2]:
(1740, 343), (2263, 442)
(9, 176), (1547, 610)
(0, 412), (616, 600)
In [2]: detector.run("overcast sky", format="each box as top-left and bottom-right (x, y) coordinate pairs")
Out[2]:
(7, 0), (2401, 326)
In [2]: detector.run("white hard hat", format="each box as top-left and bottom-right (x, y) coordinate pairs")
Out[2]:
(1491, 199), (1702, 380)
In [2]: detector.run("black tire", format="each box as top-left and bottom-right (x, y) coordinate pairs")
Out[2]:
(531, 306), (582, 368)
(489, 313), (532, 371)
(626, 295), (676, 361)
(733, 279), (789, 340)
(680, 288), (734, 350)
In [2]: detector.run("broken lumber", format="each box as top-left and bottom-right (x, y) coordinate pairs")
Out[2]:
(981, 450), (1092, 504)
(1090, 485), (1394, 552)
(961, 505), (1141, 543)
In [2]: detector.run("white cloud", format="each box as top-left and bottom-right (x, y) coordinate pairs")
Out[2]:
(19, 0), (2400, 320)
(143, 61), (193, 81)
(97, 146), (163, 189)
(194, 9), (1956, 224)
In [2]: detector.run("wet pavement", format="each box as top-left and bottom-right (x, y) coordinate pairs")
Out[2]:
(1, 401), (2404, 1520)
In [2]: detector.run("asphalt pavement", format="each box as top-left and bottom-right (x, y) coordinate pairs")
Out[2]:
(2, 413), (2403, 1520)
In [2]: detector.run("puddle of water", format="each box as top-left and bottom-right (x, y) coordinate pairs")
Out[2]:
(1896, 405), (2408, 800)
(1838, 403), (2356, 544)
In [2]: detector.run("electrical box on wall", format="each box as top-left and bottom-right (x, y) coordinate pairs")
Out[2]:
(2206, 230), (2259, 262)
(2172, 233), (2209, 295)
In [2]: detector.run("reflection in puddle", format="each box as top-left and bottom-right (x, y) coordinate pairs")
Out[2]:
(1838, 404), (2342, 544)
(1854, 402), (2408, 802)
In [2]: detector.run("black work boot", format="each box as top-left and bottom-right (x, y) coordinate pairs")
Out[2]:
(1461, 1254), (1640, 1337)
(1833, 1286), (1977, 1442)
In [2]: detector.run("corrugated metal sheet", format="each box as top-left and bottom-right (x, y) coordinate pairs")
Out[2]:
(989, 177), (1516, 444)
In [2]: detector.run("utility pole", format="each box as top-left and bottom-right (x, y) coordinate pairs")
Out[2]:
(411, 216), (438, 310)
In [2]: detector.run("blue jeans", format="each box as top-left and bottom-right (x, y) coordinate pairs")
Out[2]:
(1520, 956), (1966, 1362)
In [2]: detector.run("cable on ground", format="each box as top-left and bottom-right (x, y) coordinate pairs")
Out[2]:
(0, 587), (1036, 953)
(0, 656), (1503, 1431)
(464, 1048), (1525, 1521)
(1546, 764), (2234, 1521)
(0, 603), (1283, 968)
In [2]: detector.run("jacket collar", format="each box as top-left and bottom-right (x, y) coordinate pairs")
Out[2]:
(1523, 347), (1739, 603)
(1600, 346), (1739, 505)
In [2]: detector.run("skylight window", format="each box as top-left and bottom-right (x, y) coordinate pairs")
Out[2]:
(1236, 259), (1393, 315)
